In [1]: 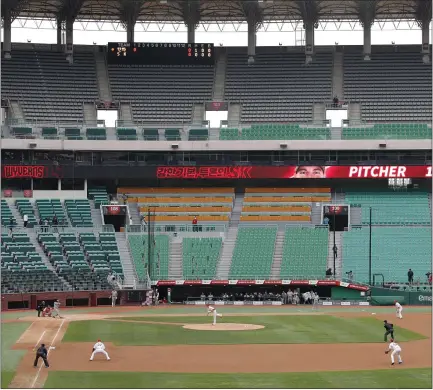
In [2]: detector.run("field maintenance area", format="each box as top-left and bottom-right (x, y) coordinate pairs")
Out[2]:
(1, 305), (431, 388)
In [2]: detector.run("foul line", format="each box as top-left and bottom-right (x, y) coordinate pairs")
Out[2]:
(31, 319), (65, 389)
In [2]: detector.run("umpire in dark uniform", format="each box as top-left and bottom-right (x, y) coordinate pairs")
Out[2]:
(384, 320), (394, 342)
(36, 301), (45, 317)
(33, 344), (49, 368)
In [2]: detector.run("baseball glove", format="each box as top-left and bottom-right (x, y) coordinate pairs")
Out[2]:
(385, 351), (389, 354)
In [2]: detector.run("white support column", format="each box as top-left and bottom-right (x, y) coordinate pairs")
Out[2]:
(3, 8), (12, 59)
(363, 23), (372, 61)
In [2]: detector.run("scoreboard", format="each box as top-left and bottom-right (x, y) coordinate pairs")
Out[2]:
(107, 42), (214, 65)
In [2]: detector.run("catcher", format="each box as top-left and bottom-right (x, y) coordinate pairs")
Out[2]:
(385, 339), (403, 366)
(42, 306), (52, 317)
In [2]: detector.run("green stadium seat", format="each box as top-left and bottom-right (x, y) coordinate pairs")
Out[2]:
(165, 128), (181, 141)
(142, 128), (159, 141)
(189, 129), (209, 141)
(86, 128), (107, 140)
(182, 237), (222, 279)
(12, 127), (33, 137)
(64, 128), (83, 140)
(219, 128), (240, 140)
(117, 128), (138, 140)
(41, 127), (58, 139)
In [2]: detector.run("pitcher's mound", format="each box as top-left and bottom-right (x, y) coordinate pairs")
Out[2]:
(183, 323), (264, 331)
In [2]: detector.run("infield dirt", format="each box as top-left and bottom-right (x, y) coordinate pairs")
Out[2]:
(5, 308), (432, 389)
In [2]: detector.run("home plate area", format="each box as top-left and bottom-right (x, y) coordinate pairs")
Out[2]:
(183, 323), (265, 331)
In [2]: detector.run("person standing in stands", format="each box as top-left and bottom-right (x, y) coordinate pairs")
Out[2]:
(407, 269), (414, 285)
(23, 214), (28, 228)
(33, 343), (49, 368)
(192, 216), (198, 232)
(9, 216), (14, 233)
(333, 245), (338, 258)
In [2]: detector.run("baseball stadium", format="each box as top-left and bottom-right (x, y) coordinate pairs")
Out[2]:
(0, 0), (432, 388)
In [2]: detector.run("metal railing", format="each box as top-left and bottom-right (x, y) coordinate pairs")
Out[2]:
(126, 224), (227, 234)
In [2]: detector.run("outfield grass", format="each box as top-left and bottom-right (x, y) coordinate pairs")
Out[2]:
(44, 368), (432, 388)
(1, 322), (30, 388)
(62, 315), (425, 346)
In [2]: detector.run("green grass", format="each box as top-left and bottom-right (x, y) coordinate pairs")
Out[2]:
(1, 322), (31, 388)
(44, 368), (432, 388)
(62, 315), (425, 346)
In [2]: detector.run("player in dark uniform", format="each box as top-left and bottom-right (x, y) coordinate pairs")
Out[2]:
(384, 320), (395, 342)
(33, 343), (49, 368)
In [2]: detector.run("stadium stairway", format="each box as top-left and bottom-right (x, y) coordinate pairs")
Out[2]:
(212, 48), (227, 100)
(350, 206), (362, 225)
(328, 231), (343, 279)
(95, 51), (112, 102)
(90, 201), (104, 226)
(128, 201), (141, 224)
(168, 237), (183, 279)
(269, 229), (285, 279)
(310, 203), (323, 225)
(215, 193), (244, 279)
(115, 232), (138, 287)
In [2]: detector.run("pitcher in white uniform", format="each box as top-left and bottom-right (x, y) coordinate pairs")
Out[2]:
(394, 301), (403, 319)
(90, 339), (111, 361)
(207, 304), (222, 325)
(110, 290), (118, 307)
(386, 339), (403, 365)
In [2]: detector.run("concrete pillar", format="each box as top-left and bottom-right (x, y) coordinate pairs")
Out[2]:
(305, 21), (314, 64)
(3, 8), (12, 59)
(58, 180), (62, 190)
(187, 22), (195, 44)
(65, 16), (74, 64)
(363, 23), (372, 60)
(57, 18), (62, 48)
(421, 20), (430, 54)
(126, 21), (135, 43)
(247, 20), (256, 63)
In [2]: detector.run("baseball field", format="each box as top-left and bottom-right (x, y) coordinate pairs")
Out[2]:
(1, 305), (431, 388)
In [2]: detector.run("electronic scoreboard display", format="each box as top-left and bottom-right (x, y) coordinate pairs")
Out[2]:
(107, 42), (214, 65)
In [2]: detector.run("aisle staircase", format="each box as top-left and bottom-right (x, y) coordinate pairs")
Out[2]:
(168, 238), (183, 279)
(115, 232), (138, 287)
(270, 229), (285, 279)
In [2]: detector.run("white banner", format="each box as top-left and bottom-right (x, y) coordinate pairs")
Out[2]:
(255, 280), (265, 285)
(340, 282), (349, 287)
(253, 301), (263, 305)
(233, 301), (244, 305)
(229, 280), (238, 285)
(341, 302), (351, 306)
(322, 301), (333, 306)
(202, 280), (212, 285)
(214, 301), (225, 305)
(282, 280), (292, 285)
(271, 301), (282, 306)
(309, 280), (318, 286)
(195, 301), (206, 305)
(175, 280), (185, 285)
(359, 302), (370, 306)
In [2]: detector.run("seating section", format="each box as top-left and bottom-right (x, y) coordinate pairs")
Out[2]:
(108, 65), (214, 123)
(165, 128), (181, 141)
(38, 231), (122, 290)
(1, 200), (16, 227)
(1, 49), (99, 121)
(342, 123), (432, 140)
(64, 199), (93, 227)
(189, 128), (209, 141)
(41, 127), (58, 139)
(12, 127), (33, 138)
(36, 199), (67, 225)
(345, 192), (430, 225)
(280, 227), (328, 279)
(344, 47), (431, 121)
(225, 48), (332, 122)
(229, 227), (277, 279)
(240, 124), (330, 140)
(1, 232), (67, 293)
(88, 187), (110, 208)
(219, 128), (240, 140)
(142, 128), (159, 140)
(86, 128), (107, 140)
(343, 227), (432, 283)
(122, 187), (234, 225)
(182, 237), (222, 279)
(65, 128), (83, 140)
(15, 199), (37, 227)
(128, 235), (169, 280)
(117, 128), (138, 140)
(241, 188), (331, 222)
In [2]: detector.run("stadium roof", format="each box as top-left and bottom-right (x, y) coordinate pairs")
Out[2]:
(4, 0), (430, 23)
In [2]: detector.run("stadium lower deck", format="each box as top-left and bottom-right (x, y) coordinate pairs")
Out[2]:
(1, 183), (432, 294)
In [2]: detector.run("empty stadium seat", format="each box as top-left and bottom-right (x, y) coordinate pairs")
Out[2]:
(116, 128), (138, 140)
(1, 200), (16, 227)
(342, 123), (432, 140)
(64, 199), (93, 227)
(15, 199), (37, 227)
(182, 237), (222, 279)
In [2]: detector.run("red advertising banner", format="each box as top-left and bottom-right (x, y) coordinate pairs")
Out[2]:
(156, 165), (432, 180)
(2, 165), (63, 179)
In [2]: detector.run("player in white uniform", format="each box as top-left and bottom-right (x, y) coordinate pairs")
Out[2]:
(394, 301), (403, 319)
(207, 304), (222, 325)
(52, 300), (61, 318)
(312, 293), (320, 310)
(386, 339), (403, 365)
(90, 339), (110, 361)
(110, 290), (118, 307)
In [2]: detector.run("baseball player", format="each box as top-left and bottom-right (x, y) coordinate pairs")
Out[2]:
(52, 300), (61, 318)
(394, 301), (403, 319)
(312, 292), (320, 310)
(110, 290), (118, 307)
(42, 306), (52, 317)
(385, 338), (403, 365)
(207, 304), (222, 325)
(89, 339), (110, 361)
